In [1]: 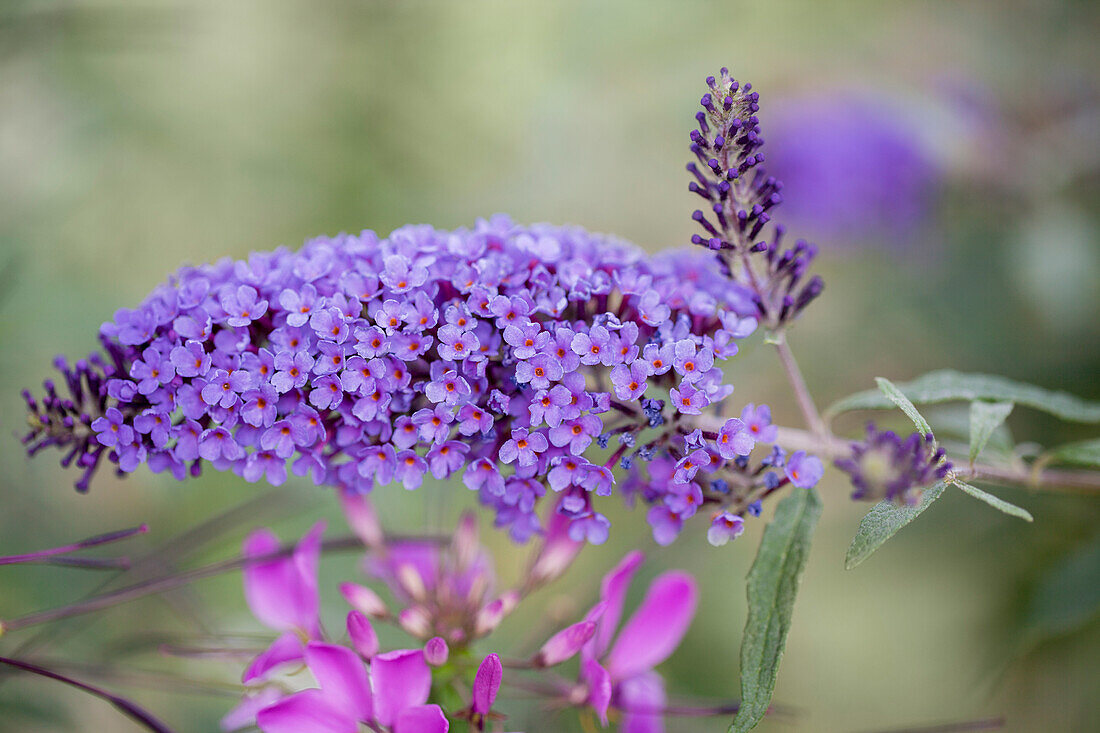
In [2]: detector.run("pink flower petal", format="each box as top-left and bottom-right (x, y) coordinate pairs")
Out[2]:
(588, 550), (644, 659)
(220, 688), (284, 731)
(371, 649), (431, 726)
(243, 632), (304, 683)
(394, 704), (450, 733)
(618, 671), (666, 733)
(305, 642), (373, 723)
(604, 571), (697, 681)
(582, 658), (611, 726)
(472, 653), (502, 715)
(242, 522), (325, 638)
(536, 620), (597, 667)
(255, 688), (357, 733)
(340, 491), (383, 548)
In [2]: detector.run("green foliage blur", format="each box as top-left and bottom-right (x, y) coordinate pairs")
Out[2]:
(1, 1), (1098, 731)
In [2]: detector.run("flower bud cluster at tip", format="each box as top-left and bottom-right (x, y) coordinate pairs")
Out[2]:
(20, 352), (125, 492)
(834, 423), (951, 505)
(22, 214), (825, 546)
(687, 68), (823, 329)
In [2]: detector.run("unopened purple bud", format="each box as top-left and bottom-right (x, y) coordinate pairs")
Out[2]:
(424, 636), (449, 666)
(347, 610), (379, 659)
(472, 653), (503, 715)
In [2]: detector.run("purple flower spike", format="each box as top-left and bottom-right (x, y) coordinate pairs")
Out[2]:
(26, 215), (764, 545)
(687, 69), (823, 328)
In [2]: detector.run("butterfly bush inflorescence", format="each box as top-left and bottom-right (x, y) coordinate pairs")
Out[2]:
(22, 69), (826, 547)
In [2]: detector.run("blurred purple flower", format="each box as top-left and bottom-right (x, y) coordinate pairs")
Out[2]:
(766, 91), (938, 245)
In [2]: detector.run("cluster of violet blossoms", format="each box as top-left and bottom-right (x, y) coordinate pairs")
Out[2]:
(22, 68), (828, 548)
(222, 496), (703, 732)
(834, 424), (952, 505)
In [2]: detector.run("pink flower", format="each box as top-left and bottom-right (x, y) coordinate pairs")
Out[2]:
(243, 521), (324, 639)
(579, 551), (699, 730)
(251, 643), (450, 733)
(238, 522), (325, 683)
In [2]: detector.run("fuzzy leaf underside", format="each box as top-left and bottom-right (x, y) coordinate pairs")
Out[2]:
(845, 481), (947, 570)
(729, 487), (822, 732)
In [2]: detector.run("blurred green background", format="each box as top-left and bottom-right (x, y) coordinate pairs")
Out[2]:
(1, 1), (1099, 731)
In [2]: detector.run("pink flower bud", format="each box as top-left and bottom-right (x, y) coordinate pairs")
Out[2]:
(474, 598), (505, 637)
(472, 653), (502, 715)
(423, 636), (449, 666)
(451, 511), (479, 571)
(499, 590), (521, 616)
(395, 563), (428, 602)
(347, 611), (379, 659)
(339, 582), (389, 618)
(398, 605), (433, 639)
(339, 491), (383, 548)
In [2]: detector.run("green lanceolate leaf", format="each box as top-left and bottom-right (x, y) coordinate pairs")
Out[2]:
(952, 479), (1034, 522)
(846, 481), (947, 570)
(875, 377), (932, 436)
(968, 401), (1015, 463)
(1044, 439), (1100, 468)
(730, 488), (822, 733)
(1022, 533), (1100, 638)
(826, 370), (1100, 424)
